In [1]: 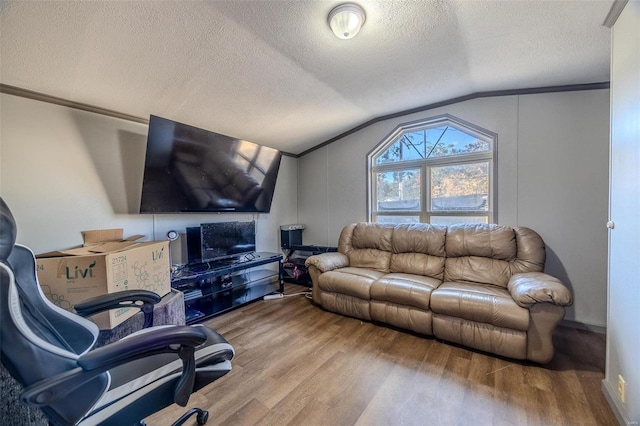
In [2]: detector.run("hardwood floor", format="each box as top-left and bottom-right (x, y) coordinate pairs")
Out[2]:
(147, 284), (616, 426)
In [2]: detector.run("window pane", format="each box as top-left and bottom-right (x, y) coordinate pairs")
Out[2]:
(376, 216), (420, 224)
(376, 169), (421, 211)
(431, 162), (489, 211)
(376, 140), (408, 164)
(375, 126), (490, 164)
(430, 216), (489, 226)
(428, 127), (490, 158)
(375, 131), (432, 164)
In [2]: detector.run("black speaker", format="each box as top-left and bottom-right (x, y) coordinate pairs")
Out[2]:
(280, 229), (303, 249)
(186, 226), (202, 264)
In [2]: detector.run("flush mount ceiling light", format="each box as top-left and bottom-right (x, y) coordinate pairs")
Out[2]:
(328, 3), (366, 40)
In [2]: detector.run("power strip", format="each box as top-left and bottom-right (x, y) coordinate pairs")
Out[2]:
(263, 293), (284, 300)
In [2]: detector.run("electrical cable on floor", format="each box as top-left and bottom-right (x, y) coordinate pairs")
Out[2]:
(283, 291), (311, 297)
(263, 289), (312, 300)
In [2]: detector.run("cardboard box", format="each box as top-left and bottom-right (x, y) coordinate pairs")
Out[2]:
(36, 229), (171, 330)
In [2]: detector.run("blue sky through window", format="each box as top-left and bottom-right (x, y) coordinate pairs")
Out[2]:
(375, 126), (489, 164)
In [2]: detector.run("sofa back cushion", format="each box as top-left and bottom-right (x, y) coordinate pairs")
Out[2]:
(339, 223), (393, 272)
(444, 224), (545, 288)
(338, 223), (545, 285)
(338, 223), (446, 277)
(389, 224), (446, 279)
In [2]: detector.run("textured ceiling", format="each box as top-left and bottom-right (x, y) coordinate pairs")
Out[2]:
(0, 0), (613, 155)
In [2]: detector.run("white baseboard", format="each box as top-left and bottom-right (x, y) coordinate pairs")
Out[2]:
(601, 379), (638, 425)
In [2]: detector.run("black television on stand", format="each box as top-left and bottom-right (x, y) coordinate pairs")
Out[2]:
(140, 115), (282, 213)
(185, 222), (256, 268)
(200, 221), (256, 263)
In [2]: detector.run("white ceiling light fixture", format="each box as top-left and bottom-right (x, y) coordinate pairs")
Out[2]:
(328, 3), (366, 40)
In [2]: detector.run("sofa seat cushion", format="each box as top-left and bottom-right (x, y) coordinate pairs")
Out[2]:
(432, 314), (527, 360)
(317, 267), (386, 300)
(430, 281), (529, 331)
(370, 273), (440, 310)
(370, 302), (433, 335)
(320, 293), (371, 321)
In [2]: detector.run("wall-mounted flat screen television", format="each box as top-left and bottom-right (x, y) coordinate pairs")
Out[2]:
(140, 115), (282, 213)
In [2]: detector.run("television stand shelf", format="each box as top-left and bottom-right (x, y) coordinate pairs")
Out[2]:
(171, 252), (283, 324)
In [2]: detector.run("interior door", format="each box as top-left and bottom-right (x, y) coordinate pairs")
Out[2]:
(606, 1), (640, 422)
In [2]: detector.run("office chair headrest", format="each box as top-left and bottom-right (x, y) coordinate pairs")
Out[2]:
(0, 197), (17, 262)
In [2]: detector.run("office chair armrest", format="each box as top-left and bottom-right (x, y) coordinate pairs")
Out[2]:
(21, 326), (207, 408)
(79, 325), (206, 369)
(74, 289), (162, 328)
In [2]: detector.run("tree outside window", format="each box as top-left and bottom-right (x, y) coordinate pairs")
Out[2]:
(368, 115), (496, 225)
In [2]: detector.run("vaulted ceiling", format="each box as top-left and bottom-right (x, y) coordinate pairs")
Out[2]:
(0, 0), (613, 155)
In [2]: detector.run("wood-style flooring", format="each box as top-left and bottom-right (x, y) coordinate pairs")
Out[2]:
(147, 284), (616, 426)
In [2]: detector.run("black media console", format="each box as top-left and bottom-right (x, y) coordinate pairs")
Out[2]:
(171, 252), (283, 324)
(282, 245), (337, 287)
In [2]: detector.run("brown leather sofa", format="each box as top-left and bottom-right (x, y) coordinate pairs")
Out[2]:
(305, 223), (573, 363)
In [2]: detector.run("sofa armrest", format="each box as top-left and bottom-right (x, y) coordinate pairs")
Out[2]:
(508, 272), (573, 308)
(305, 252), (349, 273)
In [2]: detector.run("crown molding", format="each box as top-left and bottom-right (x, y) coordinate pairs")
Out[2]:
(0, 84), (149, 124)
(2, 82), (608, 160)
(0, 84), (297, 158)
(603, 0), (628, 28)
(297, 82), (610, 158)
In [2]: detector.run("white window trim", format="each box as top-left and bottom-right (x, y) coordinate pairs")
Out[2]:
(366, 114), (498, 224)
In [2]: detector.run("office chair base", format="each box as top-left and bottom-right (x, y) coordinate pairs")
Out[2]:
(172, 407), (209, 426)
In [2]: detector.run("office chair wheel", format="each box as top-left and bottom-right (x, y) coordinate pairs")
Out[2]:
(196, 409), (209, 425)
(172, 407), (209, 426)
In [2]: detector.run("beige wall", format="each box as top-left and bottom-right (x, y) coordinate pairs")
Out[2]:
(0, 93), (298, 264)
(298, 90), (610, 329)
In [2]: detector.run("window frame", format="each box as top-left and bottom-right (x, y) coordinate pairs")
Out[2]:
(366, 114), (498, 224)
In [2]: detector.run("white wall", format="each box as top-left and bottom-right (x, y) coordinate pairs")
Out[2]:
(298, 90), (610, 329)
(0, 93), (298, 264)
(604, 1), (640, 423)
(517, 91), (610, 329)
(0, 89), (612, 329)
(300, 95), (521, 244)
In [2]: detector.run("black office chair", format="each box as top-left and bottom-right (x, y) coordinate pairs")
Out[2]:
(0, 197), (234, 425)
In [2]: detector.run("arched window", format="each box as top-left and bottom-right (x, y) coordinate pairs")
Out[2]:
(367, 114), (497, 225)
